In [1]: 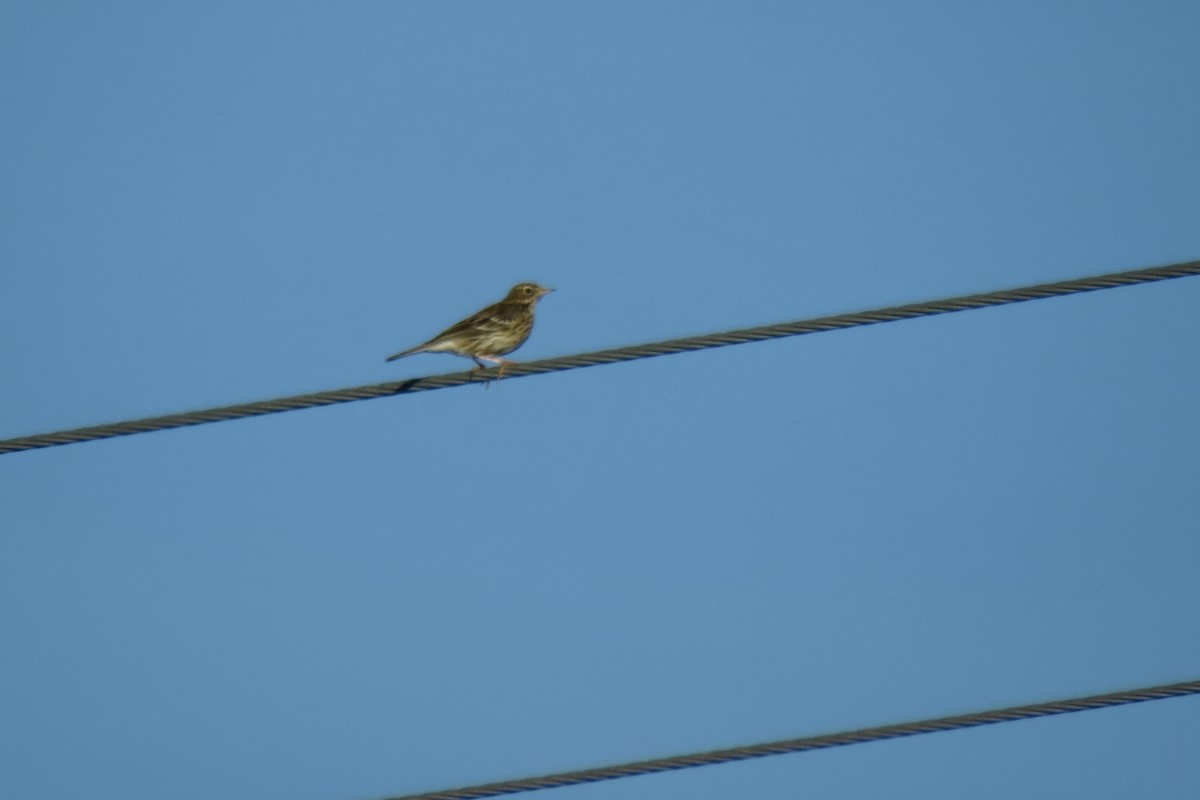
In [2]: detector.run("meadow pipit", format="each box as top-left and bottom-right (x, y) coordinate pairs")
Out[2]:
(385, 282), (553, 378)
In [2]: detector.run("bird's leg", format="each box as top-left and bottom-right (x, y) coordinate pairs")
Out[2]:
(468, 357), (488, 383)
(473, 355), (513, 388)
(468, 356), (500, 388)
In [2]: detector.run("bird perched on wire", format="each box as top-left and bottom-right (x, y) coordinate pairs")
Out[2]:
(385, 282), (553, 378)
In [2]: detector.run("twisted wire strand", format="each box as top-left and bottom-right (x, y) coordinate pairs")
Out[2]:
(3, 258), (1198, 455)
(383, 679), (1200, 800)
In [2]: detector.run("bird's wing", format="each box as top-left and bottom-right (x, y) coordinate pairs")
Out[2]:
(426, 300), (522, 343)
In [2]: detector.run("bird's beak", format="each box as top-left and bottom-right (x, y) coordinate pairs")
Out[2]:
(541, 287), (554, 295)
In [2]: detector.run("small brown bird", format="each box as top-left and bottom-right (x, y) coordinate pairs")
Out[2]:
(385, 282), (553, 378)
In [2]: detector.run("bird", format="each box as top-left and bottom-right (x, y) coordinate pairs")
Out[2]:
(385, 282), (553, 378)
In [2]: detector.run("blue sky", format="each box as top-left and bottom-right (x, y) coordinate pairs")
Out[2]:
(3, 2), (1199, 799)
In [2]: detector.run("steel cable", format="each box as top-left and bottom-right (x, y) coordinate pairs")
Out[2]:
(2, 258), (1198, 455)
(380, 678), (1200, 800)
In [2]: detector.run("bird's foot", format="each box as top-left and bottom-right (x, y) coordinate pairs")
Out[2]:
(468, 364), (499, 389)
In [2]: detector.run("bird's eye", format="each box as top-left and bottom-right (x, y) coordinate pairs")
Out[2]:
(524, 286), (534, 294)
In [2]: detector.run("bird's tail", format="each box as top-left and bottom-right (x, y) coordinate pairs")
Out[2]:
(384, 345), (425, 363)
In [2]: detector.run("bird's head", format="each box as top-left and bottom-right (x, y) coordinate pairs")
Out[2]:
(506, 282), (553, 304)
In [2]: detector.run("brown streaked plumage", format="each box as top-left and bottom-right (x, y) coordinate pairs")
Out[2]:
(385, 282), (553, 378)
